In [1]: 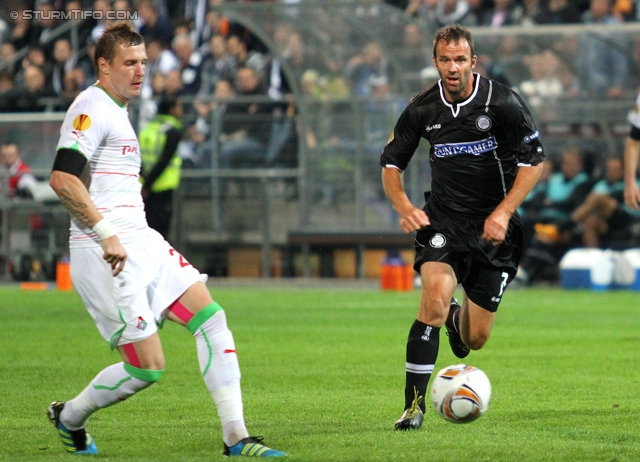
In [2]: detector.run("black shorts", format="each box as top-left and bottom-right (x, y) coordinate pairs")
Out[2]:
(607, 206), (637, 231)
(413, 200), (523, 312)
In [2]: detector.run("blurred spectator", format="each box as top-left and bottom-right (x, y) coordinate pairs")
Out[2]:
(226, 34), (266, 79)
(462, 0), (489, 25)
(344, 41), (392, 97)
(612, 0), (634, 20)
(77, 38), (97, 85)
(0, 12), (9, 44)
(197, 9), (230, 55)
(265, 23), (294, 100)
(16, 46), (53, 91)
(113, 0), (133, 16)
(219, 66), (274, 168)
(90, 0), (111, 43)
(172, 33), (204, 96)
(397, 24), (430, 81)
(66, 0), (93, 47)
(405, 0), (436, 18)
(0, 71), (14, 94)
(571, 155), (640, 248)
(141, 35), (179, 98)
(363, 75), (405, 155)
(198, 34), (236, 96)
(8, 65), (55, 112)
(51, 38), (77, 96)
(173, 17), (195, 44)
(57, 68), (86, 110)
(0, 71), (15, 112)
(434, 0), (473, 27)
(139, 94), (184, 240)
(29, 3), (58, 59)
(482, 0), (524, 26)
(0, 142), (37, 198)
(576, 0), (630, 98)
(521, 0), (545, 24)
(518, 49), (579, 107)
(405, 0), (438, 28)
(138, 0), (173, 47)
(184, 0), (209, 52)
(182, 78), (237, 169)
(9, 7), (33, 51)
(0, 42), (18, 75)
(536, 0), (582, 24)
(515, 148), (593, 285)
(165, 69), (185, 95)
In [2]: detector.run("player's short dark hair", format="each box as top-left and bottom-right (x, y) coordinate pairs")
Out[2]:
(94, 21), (144, 71)
(432, 24), (475, 59)
(156, 92), (180, 115)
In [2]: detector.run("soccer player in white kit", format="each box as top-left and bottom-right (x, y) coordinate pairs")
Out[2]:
(625, 92), (640, 210)
(47, 22), (285, 458)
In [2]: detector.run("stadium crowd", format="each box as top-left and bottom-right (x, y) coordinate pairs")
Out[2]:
(0, 0), (639, 282)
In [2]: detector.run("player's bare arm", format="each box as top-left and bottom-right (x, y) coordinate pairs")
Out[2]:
(50, 170), (127, 275)
(382, 167), (430, 233)
(623, 136), (640, 209)
(482, 162), (544, 245)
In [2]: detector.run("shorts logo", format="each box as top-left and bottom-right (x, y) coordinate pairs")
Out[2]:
(475, 115), (491, 131)
(430, 233), (446, 248)
(72, 114), (91, 131)
(136, 316), (148, 331)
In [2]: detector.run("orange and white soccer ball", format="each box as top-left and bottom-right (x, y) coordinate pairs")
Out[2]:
(430, 364), (491, 423)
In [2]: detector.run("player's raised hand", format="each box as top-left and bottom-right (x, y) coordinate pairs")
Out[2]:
(101, 235), (128, 276)
(624, 182), (640, 210)
(481, 209), (510, 246)
(398, 206), (430, 234)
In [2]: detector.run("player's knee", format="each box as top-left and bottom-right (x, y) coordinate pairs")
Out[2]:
(124, 363), (165, 384)
(186, 301), (226, 335)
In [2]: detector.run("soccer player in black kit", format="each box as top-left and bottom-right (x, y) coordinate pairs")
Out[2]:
(380, 24), (546, 430)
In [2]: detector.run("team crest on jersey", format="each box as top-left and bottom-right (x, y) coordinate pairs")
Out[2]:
(72, 114), (91, 131)
(475, 115), (491, 131)
(136, 316), (148, 331)
(430, 233), (446, 248)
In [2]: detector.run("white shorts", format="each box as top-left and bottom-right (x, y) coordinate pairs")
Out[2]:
(70, 228), (207, 348)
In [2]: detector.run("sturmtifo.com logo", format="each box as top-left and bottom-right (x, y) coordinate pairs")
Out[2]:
(11, 9), (138, 21)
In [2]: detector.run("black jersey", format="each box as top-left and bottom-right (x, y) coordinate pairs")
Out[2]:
(380, 73), (545, 219)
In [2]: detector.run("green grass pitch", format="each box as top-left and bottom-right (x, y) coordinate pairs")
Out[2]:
(1, 285), (639, 461)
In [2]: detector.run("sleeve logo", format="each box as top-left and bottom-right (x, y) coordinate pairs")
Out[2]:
(72, 114), (92, 131)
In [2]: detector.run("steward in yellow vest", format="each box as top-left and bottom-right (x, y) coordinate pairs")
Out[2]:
(139, 94), (183, 240)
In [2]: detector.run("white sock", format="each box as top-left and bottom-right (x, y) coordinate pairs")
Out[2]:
(60, 362), (155, 430)
(192, 310), (249, 446)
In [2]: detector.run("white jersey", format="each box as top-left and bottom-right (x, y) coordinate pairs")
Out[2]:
(57, 84), (147, 248)
(630, 92), (640, 131)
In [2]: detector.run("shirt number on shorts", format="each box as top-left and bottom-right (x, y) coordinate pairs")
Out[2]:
(169, 248), (191, 268)
(497, 272), (509, 297)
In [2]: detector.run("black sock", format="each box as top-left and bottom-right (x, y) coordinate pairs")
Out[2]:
(404, 319), (440, 412)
